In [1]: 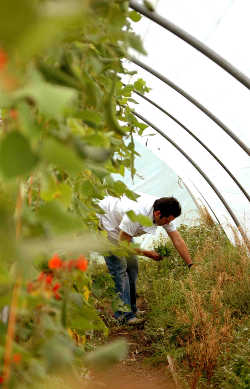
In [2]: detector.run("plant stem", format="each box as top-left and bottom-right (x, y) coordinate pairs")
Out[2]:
(2, 279), (21, 388)
(3, 184), (23, 388)
(28, 176), (33, 206)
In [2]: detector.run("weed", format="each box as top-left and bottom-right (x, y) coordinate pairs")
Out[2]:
(137, 220), (250, 388)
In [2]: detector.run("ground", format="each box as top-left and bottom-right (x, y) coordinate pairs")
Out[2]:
(87, 298), (178, 389)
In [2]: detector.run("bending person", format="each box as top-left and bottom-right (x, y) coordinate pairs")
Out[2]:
(98, 194), (193, 325)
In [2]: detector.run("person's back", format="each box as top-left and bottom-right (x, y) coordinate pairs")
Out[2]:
(98, 193), (159, 241)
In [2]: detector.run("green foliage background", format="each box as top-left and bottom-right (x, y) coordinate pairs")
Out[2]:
(1, 2), (249, 389)
(0, 0), (150, 387)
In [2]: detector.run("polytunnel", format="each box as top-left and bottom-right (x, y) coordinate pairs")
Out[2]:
(116, 0), (250, 247)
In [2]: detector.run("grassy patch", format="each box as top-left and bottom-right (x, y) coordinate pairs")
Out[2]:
(137, 221), (250, 388)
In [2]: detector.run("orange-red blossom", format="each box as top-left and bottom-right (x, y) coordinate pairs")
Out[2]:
(76, 255), (88, 271)
(27, 272), (61, 300)
(12, 353), (22, 364)
(48, 254), (88, 272)
(48, 254), (62, 269)
(0, 48), (7, 71)
(27, 254), (88, 299)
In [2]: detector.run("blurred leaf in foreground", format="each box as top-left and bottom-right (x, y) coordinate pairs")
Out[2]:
(84, 339), (128, 370)
(126, 210), (153, 226)
(0, 131), (38, 178)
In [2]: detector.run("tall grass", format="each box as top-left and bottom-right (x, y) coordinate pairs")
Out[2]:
(138, 220), (250, 388)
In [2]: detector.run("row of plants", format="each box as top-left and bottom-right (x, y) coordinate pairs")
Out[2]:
(0, 0), (153, 387)
(136, 221), (250, 389)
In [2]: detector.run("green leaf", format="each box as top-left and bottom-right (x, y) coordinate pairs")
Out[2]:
(84, 339), (128, 369)
(112, 180), (128, 196)
(0, 0), (37, 49)
(42, 336), (74, 370)
(41, 175), (72, 208)
(134, 78), (147, 93)
(0, 91), (12, 108)
(137, 122), (148, 130)
(67, 118), (87, 136)
(80, 180), (98, 198)
(14, 77), (77, 118)
(78, 110), (104, 128)
(144, 0), (155, 12)
(14, 2), (87, 62)
(38, 62), (81, 90)
(18, 102), (41, 140)
(121, 85), (133, 97)
(128, 10), (142, 22)
(124, 189), (139, 202)
(127, 32), (147, 55)
(37, 200), (83, 233)
(83, 133), (110, 148)
(0, 131), (38, 178)
(126, 210), (153, 226)
(41, 139), (83, 175)
(108, 4), (126, 31)
(128, 98), (139, 104)
(86, 162), (109, 179)
(67, 292), (106, 332)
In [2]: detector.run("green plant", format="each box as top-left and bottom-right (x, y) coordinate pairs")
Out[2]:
(137, 221), (250, 388)
(212, 319), (250, 389)
(0, 0), (148, 386)
(154, 241), (172, 258)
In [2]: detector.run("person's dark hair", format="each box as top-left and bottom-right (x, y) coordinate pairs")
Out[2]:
(153, 197), (181, 218)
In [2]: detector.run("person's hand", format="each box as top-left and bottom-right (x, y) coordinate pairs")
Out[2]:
(146, 250), (163, 261)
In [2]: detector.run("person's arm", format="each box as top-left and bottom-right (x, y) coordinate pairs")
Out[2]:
(119, 230), (162, 261)
(167, 230), (193, 266)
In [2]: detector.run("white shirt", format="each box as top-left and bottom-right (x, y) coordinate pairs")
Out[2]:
(97, 194), (176, 241)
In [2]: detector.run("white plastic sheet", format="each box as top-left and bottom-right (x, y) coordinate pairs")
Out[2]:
(122, 0), (250, 244)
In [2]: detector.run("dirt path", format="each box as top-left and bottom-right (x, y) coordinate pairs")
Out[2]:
(88, 321), (177, 389)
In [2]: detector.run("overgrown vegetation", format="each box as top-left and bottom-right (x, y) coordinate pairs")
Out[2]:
(85, 218), (249, 389)
(137, 221), (250, 389)
(0, 2), (249, 389)
(0, 0), (149, 387)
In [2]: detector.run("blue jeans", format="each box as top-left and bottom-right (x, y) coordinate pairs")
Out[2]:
(104, 254), (138, 321)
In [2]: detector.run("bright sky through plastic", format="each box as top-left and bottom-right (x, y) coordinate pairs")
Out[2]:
(126, 0), (250, 243)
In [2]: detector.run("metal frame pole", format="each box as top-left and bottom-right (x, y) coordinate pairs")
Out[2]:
(132, 89), (250, 202)
(129, 56), (250, 156)
(187, 178), (222, 226)
(129, 0), (250, 89)
(132, 110), (249, 247)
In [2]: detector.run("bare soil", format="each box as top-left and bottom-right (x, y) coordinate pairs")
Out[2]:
(88, 298), (178, 389)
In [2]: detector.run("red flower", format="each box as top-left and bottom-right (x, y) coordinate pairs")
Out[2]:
(54, 292), (61, 300)
(48, 254), (62, 269)
(37, 272), (46, 281)
(10, 109), (18, 120)
(0, 48), (7, 70)
(45, 274), (53, 284)
(27, 282), (34, 293)
(12, 353), (22, 364)
(76, 256), (88, 272)
(0, 375), (5, 384)
(52, 283), (61, 292)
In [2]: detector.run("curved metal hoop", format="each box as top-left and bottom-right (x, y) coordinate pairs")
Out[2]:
(129, 56), (250, 156)
(132, 110), (249, 247)
(132, 89), (250, 202)
(129, 0), (250, 89)
(178, 177), (222, 226)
